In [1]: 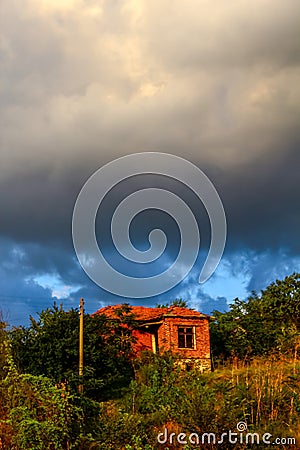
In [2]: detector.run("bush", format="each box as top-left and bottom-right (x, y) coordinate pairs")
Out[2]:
(0, 358), (82, 449)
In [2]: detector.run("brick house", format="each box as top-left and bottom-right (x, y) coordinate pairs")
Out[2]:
(94, 305), (212, 372)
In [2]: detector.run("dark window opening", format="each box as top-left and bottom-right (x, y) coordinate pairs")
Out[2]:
(178, 327), (194, 349)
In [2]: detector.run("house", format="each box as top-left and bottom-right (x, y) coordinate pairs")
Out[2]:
(93, 305), (212, 372)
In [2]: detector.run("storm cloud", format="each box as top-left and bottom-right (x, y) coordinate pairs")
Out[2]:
(0, 0), (299, 325)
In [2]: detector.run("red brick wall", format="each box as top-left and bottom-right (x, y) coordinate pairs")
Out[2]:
(132, 317), (211, 360)
(158, 317), (210, 359)
(132, 329), (153, 354)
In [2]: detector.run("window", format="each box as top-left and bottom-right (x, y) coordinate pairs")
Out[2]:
(178, 327), (195, 349)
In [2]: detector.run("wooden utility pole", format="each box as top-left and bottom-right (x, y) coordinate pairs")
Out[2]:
(78, 298), (84, 393)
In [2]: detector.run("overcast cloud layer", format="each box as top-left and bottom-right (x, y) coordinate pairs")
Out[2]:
(0, 0), (299, 325)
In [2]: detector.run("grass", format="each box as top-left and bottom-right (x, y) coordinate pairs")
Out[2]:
(89, 354), (300, 449)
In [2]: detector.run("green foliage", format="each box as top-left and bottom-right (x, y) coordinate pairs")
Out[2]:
(1, 349), (299, 449)
(84, 353), (300, 449)
(9, 303), (136, 400)
(129, 351), (181, 415)
(261, 273), (300, 324)
(155, 298), (189, 308)
(211, 273), (300, 361)
(2, 274), (300, 448)
(0, 359), (82, 449)
(125, 435), (155, 450)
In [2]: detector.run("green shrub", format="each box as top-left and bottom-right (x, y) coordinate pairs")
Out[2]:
(0, 358), (82, 449)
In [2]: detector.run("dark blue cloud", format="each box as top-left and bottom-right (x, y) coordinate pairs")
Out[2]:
(2, 233), (299, 327)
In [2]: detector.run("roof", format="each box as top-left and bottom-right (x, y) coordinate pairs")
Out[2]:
(93, 305), (210, 323)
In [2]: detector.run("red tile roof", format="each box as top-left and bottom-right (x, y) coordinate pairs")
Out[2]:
(93, 305), (209, 323)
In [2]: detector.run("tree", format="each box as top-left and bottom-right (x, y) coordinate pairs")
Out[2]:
(9, 303), (137, 400)
(211, 294), (278, 361)
(260, 273), (300, 354)
(260, 273), (300, 325)
(211, 273), (300, 361)
(156, 298), (189, 308)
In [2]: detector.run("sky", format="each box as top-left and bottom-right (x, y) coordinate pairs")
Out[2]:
(1, 0), (300, 326)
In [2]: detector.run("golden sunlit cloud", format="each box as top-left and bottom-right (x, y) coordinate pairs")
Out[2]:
(139, 82), (164, 98)
(32, 0), (104, 16)
(32, 0), (80, 13)
(249, 81), (275, 106)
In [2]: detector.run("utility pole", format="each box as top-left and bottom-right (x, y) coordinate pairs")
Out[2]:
(78, 298), (84, 393)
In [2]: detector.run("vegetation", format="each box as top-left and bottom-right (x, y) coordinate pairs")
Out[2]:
(0, 361), (80, 449)
(155, 298), (189, 308)
(0, 273), (299, 448)
(9, 303), (136, 400)
(103, 353), (300, 449)
(211, 273), (300, 363)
